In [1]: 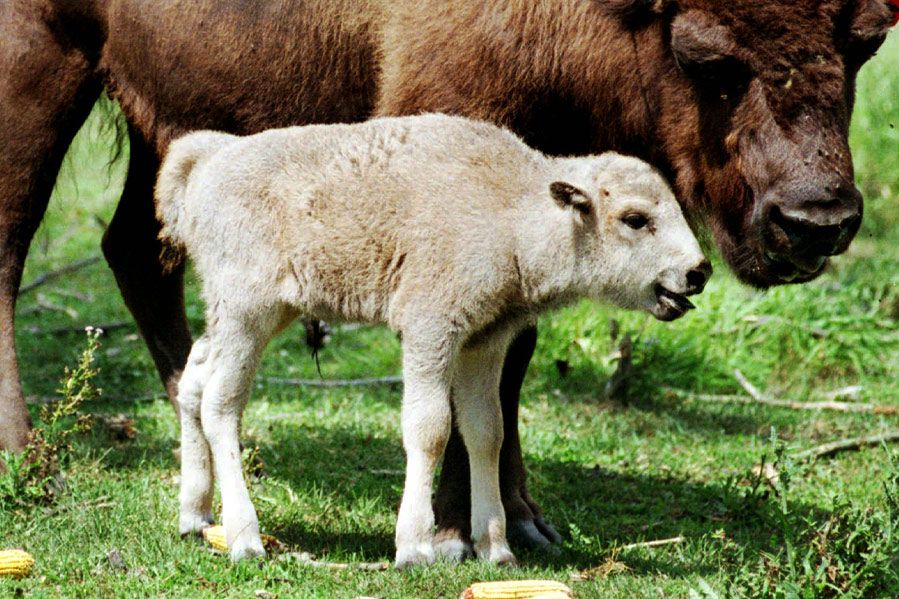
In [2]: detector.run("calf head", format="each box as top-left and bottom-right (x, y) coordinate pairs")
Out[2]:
(605, 0), (893, 287)
(552, 153), (710, 321)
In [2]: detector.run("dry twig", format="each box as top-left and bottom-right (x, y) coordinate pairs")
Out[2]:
(280, 552), (389, 571)
(664, 373), (898, 416)
(44, 496), (116, 517)
(793, 431), (899, 462)
(669, 388), (899, 416)
(26, 321), (132, 336)
(20, 255), (102, 294)
(733, 369), (767, 402)
(619, 535), (685, 551)
(263, 375), (402, 388)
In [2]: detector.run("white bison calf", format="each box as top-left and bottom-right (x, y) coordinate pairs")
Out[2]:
(155, 114), (709, 567)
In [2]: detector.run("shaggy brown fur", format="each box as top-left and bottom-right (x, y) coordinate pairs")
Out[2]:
(0, 0), (891, 550)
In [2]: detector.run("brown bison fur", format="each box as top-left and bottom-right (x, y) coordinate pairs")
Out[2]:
(0, 0), (892, 554)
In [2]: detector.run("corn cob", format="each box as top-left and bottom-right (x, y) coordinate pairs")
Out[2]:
(0, 549), (35, 578)
(460, 580), (573, 599)
(201, 525), (282, 553)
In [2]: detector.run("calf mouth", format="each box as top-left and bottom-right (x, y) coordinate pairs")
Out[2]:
(652, 283), (696, 322)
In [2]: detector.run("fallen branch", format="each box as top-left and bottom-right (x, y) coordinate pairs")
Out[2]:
(619, 535), (685, 551)
(20, 255), (102, 295)
(668, 388), (899, 416)
(816, 385), (863, 401)
(665, 373), (898, 416)
(280, 551), (389, 571)
(26, 393), (162, 405)
(19, 296), (77, 318)
(26, 321), (132, 336)
(263, 375), (402, 388)
(733, 369), (768, 402)
(44, 496), (116, 517)
(793, 431), (899, 462)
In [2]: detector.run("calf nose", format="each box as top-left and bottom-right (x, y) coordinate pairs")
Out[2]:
(685, 260), (712, 295)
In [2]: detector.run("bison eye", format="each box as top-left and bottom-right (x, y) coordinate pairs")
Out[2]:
(670, 10), (753, 96)
(621, 213), (649, 230)
(676, 54), (753, 98)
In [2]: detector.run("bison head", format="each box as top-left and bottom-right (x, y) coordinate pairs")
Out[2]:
(608, 0), (893, 287)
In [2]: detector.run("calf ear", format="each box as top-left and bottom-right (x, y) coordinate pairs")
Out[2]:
(550, 181), (592, 215)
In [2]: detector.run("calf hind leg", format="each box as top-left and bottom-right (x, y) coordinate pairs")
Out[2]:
(178, 335), (215, 536)
(199, 325), (270, 561)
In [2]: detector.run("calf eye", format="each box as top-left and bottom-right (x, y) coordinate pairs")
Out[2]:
(622, 213), (649, 230)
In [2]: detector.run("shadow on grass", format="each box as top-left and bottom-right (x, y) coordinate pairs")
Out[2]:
(531, 333), (803, 439)
(85, 418), (822, 576)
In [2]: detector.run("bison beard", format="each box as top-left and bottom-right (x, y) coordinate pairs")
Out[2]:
(0, 0), (892, 555)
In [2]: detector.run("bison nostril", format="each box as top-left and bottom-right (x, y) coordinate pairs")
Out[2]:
(768, 202), (861, 257)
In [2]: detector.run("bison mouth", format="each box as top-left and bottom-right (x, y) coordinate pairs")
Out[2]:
(720, 242), (831, 289)
(652, 284), (696, 321)
(762, 252), (828, 284)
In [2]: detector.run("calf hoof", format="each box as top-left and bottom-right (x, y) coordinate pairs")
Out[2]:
(394, 544), (436, 569)
(507, 519), (560, 554)
(433, 537), (474, 563)
(179, 512), (214, 537)
(229, 533), (267, 562)
(492, 547), (518, 567)
(474, 538), (517, 566)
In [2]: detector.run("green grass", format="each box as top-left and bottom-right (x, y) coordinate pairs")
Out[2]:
(2, 35), (898, 598)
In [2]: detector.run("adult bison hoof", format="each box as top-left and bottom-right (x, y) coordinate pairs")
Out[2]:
(535, 516), (562, 544)
(433, 536), (474, 563)
(507, 518), (561, 553)
(394, 543), (436, 569)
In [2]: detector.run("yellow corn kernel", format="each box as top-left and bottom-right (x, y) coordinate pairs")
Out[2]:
(201, 525), (282, 553)
(460, 579), (573, 599)
(201, 525), (229, 552)
(0, 549), (35, 578)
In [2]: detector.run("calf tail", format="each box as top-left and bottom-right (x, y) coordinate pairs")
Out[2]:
(155, 131), (235, 272)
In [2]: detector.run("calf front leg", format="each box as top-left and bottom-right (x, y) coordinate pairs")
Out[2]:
(452, 339), (516, 565)
(394, 340), (454, 569)
(433, 327), (561, 550)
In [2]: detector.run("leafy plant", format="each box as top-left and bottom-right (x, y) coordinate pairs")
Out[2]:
(729, 444), (899, 598)
(0, 329), (99, 508)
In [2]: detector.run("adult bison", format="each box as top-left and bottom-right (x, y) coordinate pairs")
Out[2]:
(1, 0), (894, 556)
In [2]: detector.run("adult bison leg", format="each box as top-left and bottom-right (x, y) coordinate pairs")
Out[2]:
(101, 131), (192, 414)
(498, 327), (562, 547)
(434, 327), (560, 554)
(0, 3), (100, 452)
